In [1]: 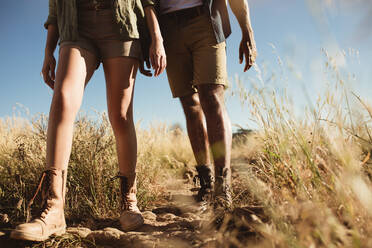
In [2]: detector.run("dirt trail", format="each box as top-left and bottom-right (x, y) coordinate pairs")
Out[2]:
(0, 162), (263, 247)
(0, 178), (219, 248)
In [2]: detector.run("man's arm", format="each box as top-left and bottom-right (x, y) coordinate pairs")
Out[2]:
(228, 0), (257, 71)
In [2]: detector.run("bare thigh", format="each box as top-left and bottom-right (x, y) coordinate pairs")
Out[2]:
(103, 57), (139, 120)
(55, 46), (98, 96)
(45, 46), (99, 170)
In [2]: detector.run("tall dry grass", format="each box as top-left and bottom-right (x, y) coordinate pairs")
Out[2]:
(224, 50), (372, 247)
(0, 49), (371, 247)
(0, 112), (193, 225)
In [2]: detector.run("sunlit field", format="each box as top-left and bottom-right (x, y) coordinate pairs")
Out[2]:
(0, 47), (371, 247)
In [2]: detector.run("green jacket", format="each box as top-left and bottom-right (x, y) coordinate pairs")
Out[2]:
(44, 0), (155, 59)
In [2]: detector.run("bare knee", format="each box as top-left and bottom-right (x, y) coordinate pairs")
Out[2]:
(52, 85), (81, 120)
(198, 85), (225, 118)
(180, 94), (203, 122)
(108, 108), (134, 131)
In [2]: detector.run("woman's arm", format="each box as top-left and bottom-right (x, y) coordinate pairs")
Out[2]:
(42, 24), (59, 89)
(44, 0), (58, 29)
(143, 6), (166, 77)
(41, 0), (59, 89)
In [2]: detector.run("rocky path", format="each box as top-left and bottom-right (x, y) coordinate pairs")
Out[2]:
(0, 178), (220, 248)
(77, 179), (212, 248)
(0, 161), (264, 247)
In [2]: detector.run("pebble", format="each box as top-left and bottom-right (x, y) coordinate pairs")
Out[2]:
(156, 213), (177, 222)
(181, 212), (199, 220)
(142, 211), (157, 221)
(87, 227), (124, 243)
(67, 227), (92, 238)
(0, 213), (9, 224)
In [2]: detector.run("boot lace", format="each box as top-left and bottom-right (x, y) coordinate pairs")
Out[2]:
(26, 171), (48, 222)
(195, 165), (214, 202)
(214, 176), (232, 210)
(26, 170), (64, 222)
(112, 175), (136, 211)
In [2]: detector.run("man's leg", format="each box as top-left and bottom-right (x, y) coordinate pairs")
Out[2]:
(180, 93), (211, 166)
(180, 93), (214, 204)
(180, 93), (215, 205)
(159, 14), (214, 203)
(198, 84), (233, 208)
(182, 12), (231, 207)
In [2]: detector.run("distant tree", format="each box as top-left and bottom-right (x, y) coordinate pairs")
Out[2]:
(169, 122), (183, 136)
(232, 127), (253, 146)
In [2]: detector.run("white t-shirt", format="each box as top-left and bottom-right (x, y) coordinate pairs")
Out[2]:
(160, 0), (203, 14)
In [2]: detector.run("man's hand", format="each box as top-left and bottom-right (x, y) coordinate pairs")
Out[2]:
(149, 38), (166, 77)
(228, 0), (257, 72)
(239, 35), (257, 72)
(41, 51), (56, 89)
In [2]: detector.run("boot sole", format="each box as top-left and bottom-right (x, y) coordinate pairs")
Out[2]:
(10, 226), (66, 241)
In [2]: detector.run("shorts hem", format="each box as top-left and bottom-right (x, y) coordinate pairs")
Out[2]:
(172, 89), (197, 99)
(171, 81), (229, 98)
(101, 55), (142, 61)
(194, 80), (228, 88)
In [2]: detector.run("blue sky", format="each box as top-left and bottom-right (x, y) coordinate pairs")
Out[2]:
(0, 0), (371, 130)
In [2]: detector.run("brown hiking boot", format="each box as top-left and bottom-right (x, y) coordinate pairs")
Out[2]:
(10, 169), (67, 241)
(195, 165), (214, 211)
(117, 173), (144, 231)
(214, 167), (233, 211)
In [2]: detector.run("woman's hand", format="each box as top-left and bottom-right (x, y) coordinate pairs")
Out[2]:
(149, 37), (166, 77)
(42, 50), (56, 89)
(143, 6), (166, 77)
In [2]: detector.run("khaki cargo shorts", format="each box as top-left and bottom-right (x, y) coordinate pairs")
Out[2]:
(60, 8), (142, 69)
(160, 13), (228, 98)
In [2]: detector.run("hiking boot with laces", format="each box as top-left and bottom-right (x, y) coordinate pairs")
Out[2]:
(214, 167), (233, 211)
(10, 169), (67, 241)
(117, 173), (144, 231)
(195, 165), (214, 209)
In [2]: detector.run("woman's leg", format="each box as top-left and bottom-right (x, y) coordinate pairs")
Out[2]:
(103, 57), (138, 177)
(103, 57), (143, 231)
(46, 46), (97, 170)
(10, 46), (98, 241)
